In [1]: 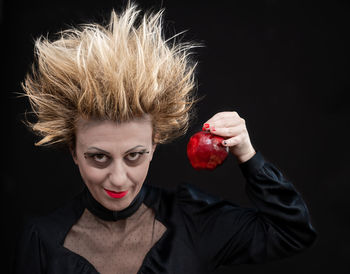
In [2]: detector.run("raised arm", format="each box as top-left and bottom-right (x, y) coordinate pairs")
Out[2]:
(181, 111), (317, 270)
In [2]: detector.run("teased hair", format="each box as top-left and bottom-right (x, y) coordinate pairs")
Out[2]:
(22, 3), (201, 147)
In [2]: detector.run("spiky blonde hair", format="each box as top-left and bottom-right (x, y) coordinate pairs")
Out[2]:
(22, 3), (200, 147)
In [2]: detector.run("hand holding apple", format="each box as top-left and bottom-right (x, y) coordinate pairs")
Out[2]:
(203, 111), (256, 163)
(187, 111), (256, 169)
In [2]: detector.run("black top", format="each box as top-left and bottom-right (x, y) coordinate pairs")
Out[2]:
(13, 152), (317, 273)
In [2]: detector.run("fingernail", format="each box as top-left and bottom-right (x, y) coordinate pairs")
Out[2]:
(223, 140), (227, 145)
(212, 127), (216, 132)
(204, 123), (210, 128)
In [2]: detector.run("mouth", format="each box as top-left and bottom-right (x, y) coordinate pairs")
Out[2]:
(104, 189), (129, 199)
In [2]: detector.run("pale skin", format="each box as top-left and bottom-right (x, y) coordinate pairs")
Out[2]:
(72, 115), (157, 212)
(71, 111), (255, 212)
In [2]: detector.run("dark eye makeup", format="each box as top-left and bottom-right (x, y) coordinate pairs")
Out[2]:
(125, 150), (150, 162)
(83, 149), (150, 167)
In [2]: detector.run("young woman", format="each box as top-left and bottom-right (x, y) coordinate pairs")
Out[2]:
(14, 4), (317, 274)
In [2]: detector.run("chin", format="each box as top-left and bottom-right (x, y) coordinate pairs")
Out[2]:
(102, 194), (134, 211)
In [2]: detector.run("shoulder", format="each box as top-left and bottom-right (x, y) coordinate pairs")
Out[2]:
(174, 183), (244, 219)
(144, 182), (221, 206)
(144, 182), (239, 218)
(145, 182), (222, 202)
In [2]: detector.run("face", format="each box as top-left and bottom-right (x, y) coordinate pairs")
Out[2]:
(72, 116), (156, 211)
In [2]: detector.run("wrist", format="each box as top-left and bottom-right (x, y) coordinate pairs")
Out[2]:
(236, 148), (256, 163)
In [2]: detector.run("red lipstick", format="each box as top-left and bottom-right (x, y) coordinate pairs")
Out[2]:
(104, 189), (128, 199)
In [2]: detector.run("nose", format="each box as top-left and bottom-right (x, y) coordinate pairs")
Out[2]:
(108, 160), (128, 189)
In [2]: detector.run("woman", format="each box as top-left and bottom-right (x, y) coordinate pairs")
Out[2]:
(14, 4), (317, 274)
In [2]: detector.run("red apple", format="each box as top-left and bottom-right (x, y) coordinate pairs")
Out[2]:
(187, 131), (229, 170)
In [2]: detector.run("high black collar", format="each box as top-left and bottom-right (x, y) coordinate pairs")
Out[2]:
(83, 186), (146, 221)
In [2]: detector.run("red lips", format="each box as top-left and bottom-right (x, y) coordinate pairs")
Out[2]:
(187, 131), (229, 170)
(104, 189), (128, 199)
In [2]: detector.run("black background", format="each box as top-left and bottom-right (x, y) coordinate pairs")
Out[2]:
(2, 0), (350, 273)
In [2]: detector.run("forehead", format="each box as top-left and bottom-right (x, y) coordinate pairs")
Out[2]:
(75, 116), (153, 149)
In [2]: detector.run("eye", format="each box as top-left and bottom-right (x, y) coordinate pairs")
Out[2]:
(126, 152), (140, 161)
(93, 154), (109, 163)
(84, 153), (111, 166)
(125, 151), (149, 163)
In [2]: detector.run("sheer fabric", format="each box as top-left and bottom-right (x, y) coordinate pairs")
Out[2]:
(64, 204), (166, 274)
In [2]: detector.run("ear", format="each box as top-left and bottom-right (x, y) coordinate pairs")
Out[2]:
(69, 145), (78, 165)
(149, 143), (157, 162)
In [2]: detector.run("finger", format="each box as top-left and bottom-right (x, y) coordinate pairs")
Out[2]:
(205, 118), (246, 134)
(203, 111), (242, 129)
(211, 116), (244, 129)
(222, 134), (243, 147)
(210, 125), (245, 137)
(205, 111), (239, 123)
(203, 118), (242, 132)
(211, 111), (240, 120)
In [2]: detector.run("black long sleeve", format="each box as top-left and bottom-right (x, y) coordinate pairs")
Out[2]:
(178, 151), (317, 271)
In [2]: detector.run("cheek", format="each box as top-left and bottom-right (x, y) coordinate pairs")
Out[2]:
(129, 161), (151, 184)
(78, 164), (107, 186)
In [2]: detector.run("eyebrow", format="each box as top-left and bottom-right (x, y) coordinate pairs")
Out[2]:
(86, 145), (146, 155)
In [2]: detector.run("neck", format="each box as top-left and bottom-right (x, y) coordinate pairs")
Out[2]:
(83, 186), (146, 221)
